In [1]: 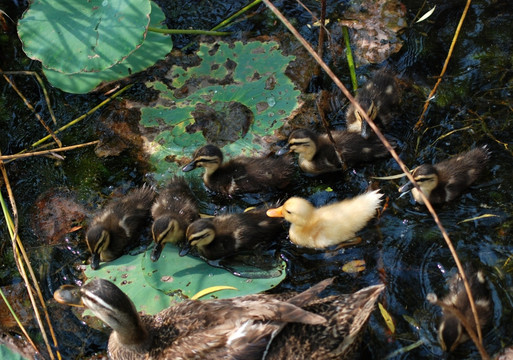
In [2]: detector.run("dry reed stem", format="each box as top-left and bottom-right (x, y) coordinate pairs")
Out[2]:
(415, 0), (473, 129)
(262, 0), (487, 357)
(0, 156), (61, 360)
(0, 141), (99, 161)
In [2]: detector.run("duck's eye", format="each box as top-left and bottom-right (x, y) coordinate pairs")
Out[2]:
(286, 209), (292, 214)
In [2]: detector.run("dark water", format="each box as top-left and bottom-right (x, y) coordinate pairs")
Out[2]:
(1, 0), (512, 359)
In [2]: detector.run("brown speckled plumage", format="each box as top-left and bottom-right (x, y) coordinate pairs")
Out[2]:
(399, 146), (490, 205)
(86, 185), (155, 269)
(281, 128), (394, 175)
(182, 144), (294, 196)
(54, 278), (385, 360)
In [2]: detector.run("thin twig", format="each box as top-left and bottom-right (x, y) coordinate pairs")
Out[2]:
(1, 68), (61, 147)
(1, 70), (58, 125)
(0, 141), (99, 161)
(415, 0), (473, 129)
(212, 0), (263, 31)
(261, 1), (487, 357)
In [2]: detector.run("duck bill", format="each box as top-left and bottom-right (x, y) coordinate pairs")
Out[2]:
(360, 121), (371, 140)
(90, 253), (100, 270)
(398, 181), (414, 194)
(53, 284), (84, 307)
(182, 160), (198, 172)
(266, 206), (284, 218)
(179, 243), (192, 257)
(150, 243), (163, 262)
(276, 144), (290, 156)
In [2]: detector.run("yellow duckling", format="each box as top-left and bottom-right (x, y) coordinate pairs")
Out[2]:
(266, 190), (383, 249)
(398, 146), (490, 205)
(346, 70), (400, 139)
(54, 277), (385, 360)
(182, 209), (283, 260)
(182, 144), (294, 196)
(278, 128), (394, 175)
(150, 177), (200, 262)
(427, 270), (492, 352)
(86, 185), (155, 270)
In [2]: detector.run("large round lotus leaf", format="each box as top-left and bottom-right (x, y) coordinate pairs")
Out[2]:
(140, 41), (300, 183)
(18, 0), (151, 74)
(42, 2), (171, 94)
(0, 345), (27, 360)
(84, 246), (286, 315)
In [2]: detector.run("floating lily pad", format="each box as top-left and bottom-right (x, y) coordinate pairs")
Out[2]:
(42, 2), (172, 94)
(140, 41), (300, 183)
(84, 246), (286, 315)
(18, 0), (151, 74)
(0, 345), (28, 360)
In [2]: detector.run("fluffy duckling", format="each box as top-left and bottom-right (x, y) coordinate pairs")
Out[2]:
(398, 146), (490, 205)
(427, 270), (492, 352)
(86, 186), (155, 270)
(150, 177), (200, 262)
(182, 144), (294, 196)
(54, 277), (385, 360)
(278, 128), (394, 175)
(346, 70), (400, 139)
(266, 190), (383, 249)
(182, 209), (283, 260)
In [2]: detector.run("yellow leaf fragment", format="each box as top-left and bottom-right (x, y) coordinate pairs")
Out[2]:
(342, 259), (366, 273)
(191, 286), (238, 300)
(458, 213), (499, 224)
(379, 302), (395, 334)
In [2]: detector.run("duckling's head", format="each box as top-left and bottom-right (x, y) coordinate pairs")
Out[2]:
(266, 197), (314, 227)
(150, 217), (184, 262)
(182, 145), (223, 176)
(349, 98), (378, 140)
(86, 225), (111, 270)
(398, 164), (439, 203)
(280, 129), (319, 161)
(181, 219), (216, 256)
(54, 279), (149, 348)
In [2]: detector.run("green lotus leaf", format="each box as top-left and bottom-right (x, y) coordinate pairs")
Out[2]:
(84, 246), (286, 315)
(18, 0), (151, 74)
(140, 41), (300, 183)
(0, 345), (28, 360)
(42, 2), (171, 94)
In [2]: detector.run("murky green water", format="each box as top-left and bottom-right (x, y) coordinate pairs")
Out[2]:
(1, 0), (512, 359)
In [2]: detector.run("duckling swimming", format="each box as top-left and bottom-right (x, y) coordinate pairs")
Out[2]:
(54, 277), (385, 360)
(428, 269), (492, 352)
(278, 128), (394, 175)
(346, 70), (400, 139)
(86, 185), (155, 270)
(182, 209), (283, 260)
(266, 190), (383, 249)
(398, 146), (490, 205)
(150, 177), (200, 262)
(182, 144), (294, 196)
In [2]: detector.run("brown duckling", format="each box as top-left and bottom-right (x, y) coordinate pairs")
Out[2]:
(266, 190), (383, 249)
(427, 270), (492, 352)
(278, 128), (394, 175)
(182, 144), (294, 196)
(346, 70), (400, 139)
(54, 277), (385, 360)
(398, 146), (490, 205)
(182, 209), (284, 260)
(86, 185), (155, 270)
(150, 177), (200, 262)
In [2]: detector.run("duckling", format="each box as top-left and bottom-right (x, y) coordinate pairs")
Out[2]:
(427, 270), (492, 352)
(398, 146), (490, 205)
(266, 190), (383, 249)
(150, 177), (200, 262)
(182, 209), (283, 260)
(86, 185), (155, 270)
(54, 277), (385, 360)
(278, 128), (394, 175)
(182, 144), (294, 196)
(346, 70), (400, 139)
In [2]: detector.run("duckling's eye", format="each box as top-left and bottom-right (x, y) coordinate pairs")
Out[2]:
(285, 209), (292, 214)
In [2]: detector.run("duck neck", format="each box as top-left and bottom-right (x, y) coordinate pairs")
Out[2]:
(110, 316), (152, 354)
